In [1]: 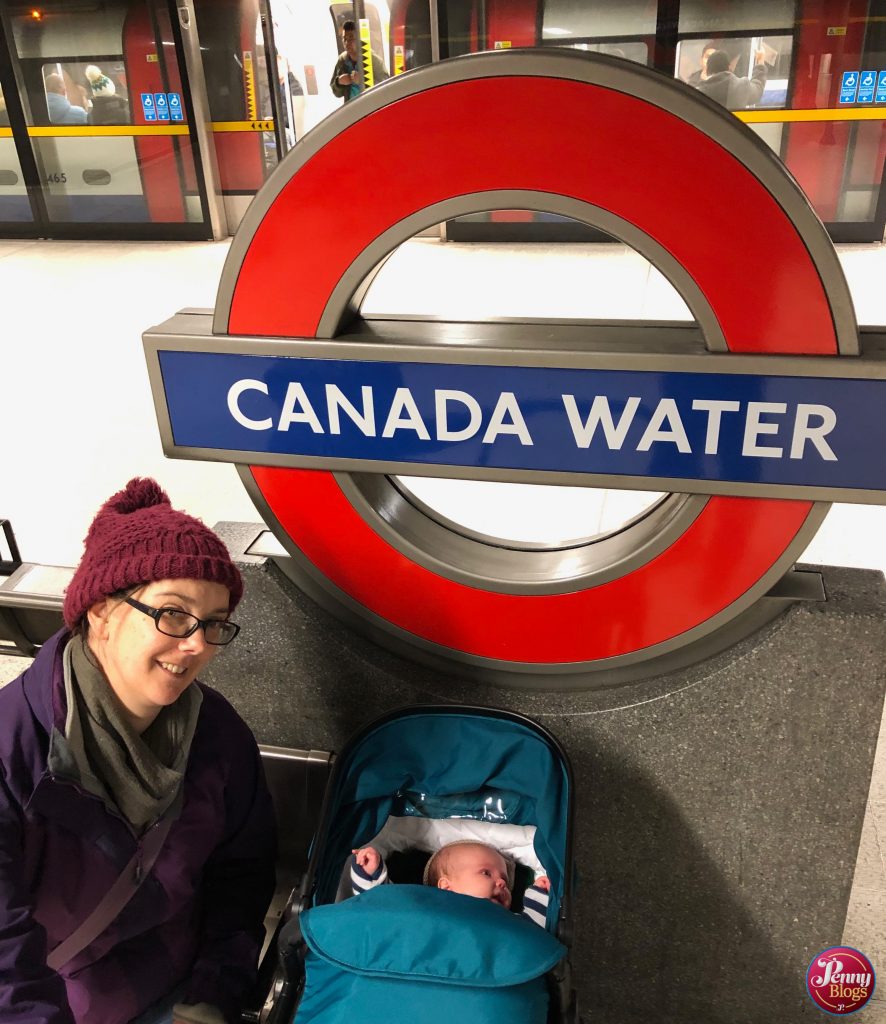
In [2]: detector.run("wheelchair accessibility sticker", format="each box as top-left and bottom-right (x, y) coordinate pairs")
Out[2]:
(806, 947), (876, 1015)
(144, 50), (882, 687)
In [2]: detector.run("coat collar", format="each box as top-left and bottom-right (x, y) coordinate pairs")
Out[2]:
(21, 627), (70, 735)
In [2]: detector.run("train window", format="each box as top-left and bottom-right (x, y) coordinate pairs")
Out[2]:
(542, 0), (656, 40)
(678, 0), (794, 34)
(676, 35), (793, 109)
(568, 41), (649, 66)
(41, 61), (130, 126)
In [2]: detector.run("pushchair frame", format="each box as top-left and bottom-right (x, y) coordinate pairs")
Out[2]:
(260, 704), (577, 1024)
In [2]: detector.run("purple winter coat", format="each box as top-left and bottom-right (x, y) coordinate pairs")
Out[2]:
(0, 630), (277, 1024)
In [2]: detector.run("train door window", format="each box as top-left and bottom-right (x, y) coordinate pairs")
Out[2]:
(193, 0), (280, 212)
(439, 0), (480, 60)
(389, 0), (433, 73)
(5, 0), (210, 235)
(542, 0), (656, 41)
(678, 0), (795, 35)
(0, 81), (31, 224)
(541, 0), (652, 67)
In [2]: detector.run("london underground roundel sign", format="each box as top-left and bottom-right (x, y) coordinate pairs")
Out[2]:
(144, 50), (870, 689)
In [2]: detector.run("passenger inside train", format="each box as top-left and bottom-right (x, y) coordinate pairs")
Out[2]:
(330, 17), (389, 103)
(685, 41), (717, 86)
(692, 47), (769, 109)
(0, 2), (880, 257)
(44, 72), (86, 125)
(84, 64), (130, 125)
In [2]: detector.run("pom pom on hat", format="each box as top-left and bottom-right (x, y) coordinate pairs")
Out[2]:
(63, 477), (243, 629)
(85, 64), (115, 96)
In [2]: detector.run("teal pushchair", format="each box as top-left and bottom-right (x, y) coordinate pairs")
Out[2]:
(266, 705), (577, 1023)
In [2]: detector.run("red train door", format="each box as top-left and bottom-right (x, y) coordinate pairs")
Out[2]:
(0, 0), (216, 238)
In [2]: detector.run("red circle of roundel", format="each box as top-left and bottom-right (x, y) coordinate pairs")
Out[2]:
(229, 75), (835, 665)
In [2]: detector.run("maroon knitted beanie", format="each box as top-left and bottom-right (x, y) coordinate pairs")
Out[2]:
(63, 477), (243, 629)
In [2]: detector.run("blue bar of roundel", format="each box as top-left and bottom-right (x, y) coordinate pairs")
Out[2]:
(158, 350), (886, 493)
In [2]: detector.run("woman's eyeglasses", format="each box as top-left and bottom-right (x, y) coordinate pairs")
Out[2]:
(125, 597), (240, 646)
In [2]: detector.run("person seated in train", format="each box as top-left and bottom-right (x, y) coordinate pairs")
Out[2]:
(692, 48), (768, 110)
(85, 64), (130, 125)
(330, 18), (389, 103)
(44, 73), (87, 125)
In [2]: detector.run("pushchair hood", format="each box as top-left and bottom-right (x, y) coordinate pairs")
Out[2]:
(314, 711), (571, 921)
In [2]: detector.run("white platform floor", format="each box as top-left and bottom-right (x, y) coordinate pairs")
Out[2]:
(0, 235), (884, 1018)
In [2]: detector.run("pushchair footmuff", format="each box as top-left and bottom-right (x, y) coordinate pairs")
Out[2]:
(266, 706), (577, 1024)
(296, 884), (565, 1022)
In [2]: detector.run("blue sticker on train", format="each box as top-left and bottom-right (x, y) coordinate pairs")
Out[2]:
(154, 92), (170, 120)
(140, 93), (156, 121)
(157, 349), (886, 496)
(876, 71), (886, 104)
(857, 70), (876, 103)
(839, 71), (859, 103)
(167, 93), (184, 121)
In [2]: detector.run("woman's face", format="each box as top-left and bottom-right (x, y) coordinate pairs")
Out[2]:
(87, 578), (231, 728)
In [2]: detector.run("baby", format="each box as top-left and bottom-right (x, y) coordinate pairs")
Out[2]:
(350, 840), (551, 927)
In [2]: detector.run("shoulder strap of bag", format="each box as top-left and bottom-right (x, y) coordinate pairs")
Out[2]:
(46, 813), (174, 972)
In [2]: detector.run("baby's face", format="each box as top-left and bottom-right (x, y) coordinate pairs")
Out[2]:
(439, 846), (512, 909)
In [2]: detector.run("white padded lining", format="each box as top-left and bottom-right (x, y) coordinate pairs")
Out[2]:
(336, 815), (544, 902)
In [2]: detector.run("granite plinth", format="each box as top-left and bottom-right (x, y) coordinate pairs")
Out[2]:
(205, 531), (886, 1024)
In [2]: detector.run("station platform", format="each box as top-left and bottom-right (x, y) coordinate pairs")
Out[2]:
(1, 235), (885, 1019)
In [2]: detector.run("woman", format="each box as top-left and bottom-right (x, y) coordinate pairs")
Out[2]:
(0, 478), (276, 1024)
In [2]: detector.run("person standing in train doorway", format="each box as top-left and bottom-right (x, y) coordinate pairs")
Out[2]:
(330, 18), (389, 103)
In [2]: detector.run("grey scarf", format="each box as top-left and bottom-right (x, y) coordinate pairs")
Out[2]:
(48, 635), (202, 832)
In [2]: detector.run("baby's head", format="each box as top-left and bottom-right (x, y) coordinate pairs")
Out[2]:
(423, 841), (514, 909)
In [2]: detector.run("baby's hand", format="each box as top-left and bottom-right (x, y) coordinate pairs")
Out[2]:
(352, 846), (381, 874)
(534, 875), (551, 892)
